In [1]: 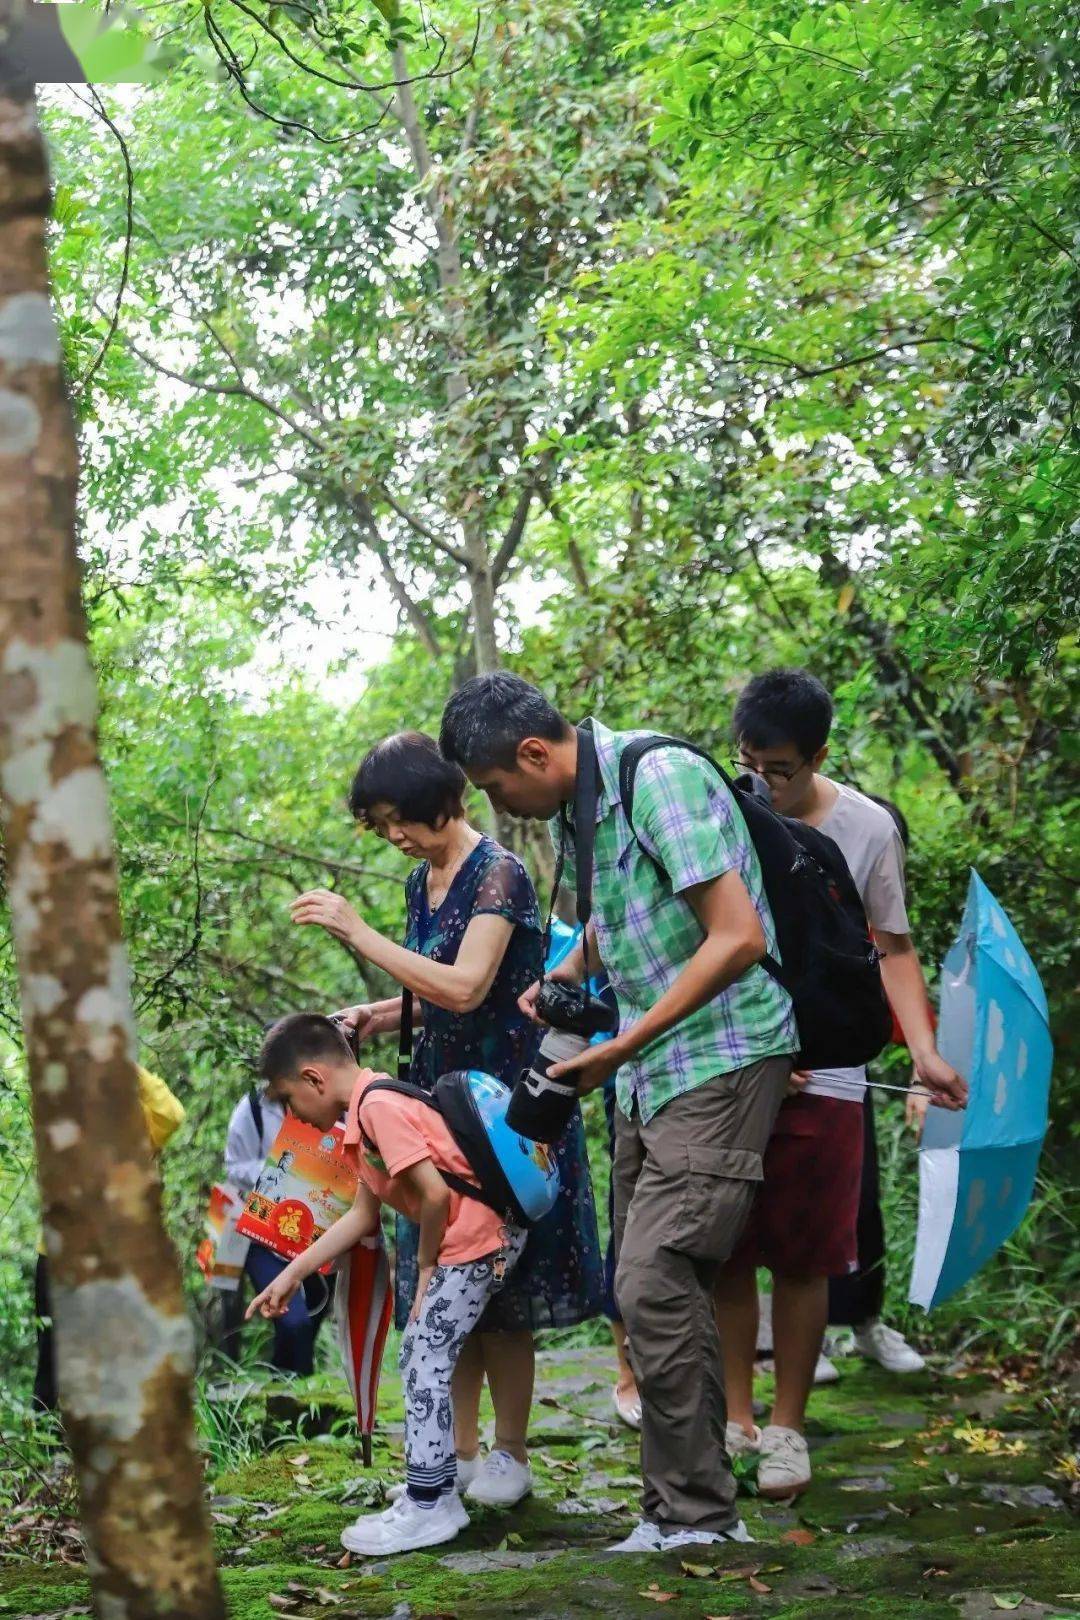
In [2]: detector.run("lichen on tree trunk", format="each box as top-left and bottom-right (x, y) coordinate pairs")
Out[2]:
(0, 66), (225, 1620)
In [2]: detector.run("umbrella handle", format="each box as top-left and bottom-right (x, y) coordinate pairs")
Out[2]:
(361, 1433), (373, 1467)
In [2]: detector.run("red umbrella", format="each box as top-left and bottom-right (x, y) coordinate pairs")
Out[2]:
(334, 1232), (393, 1466)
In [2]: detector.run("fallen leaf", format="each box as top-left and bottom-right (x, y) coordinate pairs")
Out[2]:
(293, 1473), (313, 1489)
(336, 1552), (352, 1569)
(506, 1531), (524, 1547)
(314, 1590), (341, 1607)
(538, 1395), (560, 1408)
(923, 1567), (951, 1579)
(639, 1585), (677, 1603)
(288, 1453), (311, 1468)
(992, 1599), (1024, 1611)
(781, 1528), (816, 1545)
(680, 1561), (717, 1578)
(747, 1576), (772, 1594)
(946, 1471), (960, 1486)
(872, 1438), (905, 1450)
(267, 1599), (298, 1613)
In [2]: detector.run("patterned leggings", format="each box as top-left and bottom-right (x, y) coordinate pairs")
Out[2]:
(400, 1227), (527, 1506)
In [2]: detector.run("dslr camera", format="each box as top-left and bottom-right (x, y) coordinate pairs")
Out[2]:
(534, 980), (618, 1040)
(506, 980), (617, 1142)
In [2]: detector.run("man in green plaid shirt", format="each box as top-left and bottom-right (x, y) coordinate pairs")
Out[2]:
(441, 675), (797, 1553)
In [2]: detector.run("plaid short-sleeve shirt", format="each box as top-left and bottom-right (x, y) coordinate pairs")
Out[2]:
(552, 719), (797, 1124)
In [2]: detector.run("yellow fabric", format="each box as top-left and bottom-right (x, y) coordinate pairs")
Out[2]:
(135, 1065), (186, 1152)
(36, 1065), (184, 1253)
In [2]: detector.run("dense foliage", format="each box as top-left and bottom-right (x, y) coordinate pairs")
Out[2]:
(1, 0), (1076, 1421)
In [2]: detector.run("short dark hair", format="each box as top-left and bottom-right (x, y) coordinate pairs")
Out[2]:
(733, 669), (834, 758)
(348, 731), (466, 828)
(864, 792), (910, 850)
(260, 1013), (353, 1084)
(439, 673), (570, 771)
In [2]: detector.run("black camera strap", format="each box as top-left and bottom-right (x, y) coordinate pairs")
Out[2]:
(544, 721), (602, 993)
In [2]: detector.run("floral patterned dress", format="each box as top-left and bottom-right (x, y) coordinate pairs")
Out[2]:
(391, 836), (603, 1334)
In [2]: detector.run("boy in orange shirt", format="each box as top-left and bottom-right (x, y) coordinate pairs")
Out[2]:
(247, 1013), (525, 1557)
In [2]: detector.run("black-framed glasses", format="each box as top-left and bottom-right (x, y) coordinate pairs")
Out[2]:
(729, 756), (809, 786)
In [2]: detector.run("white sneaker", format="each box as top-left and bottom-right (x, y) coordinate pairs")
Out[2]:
(853, 1319), (926, 1374)
(725, 1421), (762, 1458)
(387, 1453), (481, 1505)
(340, 1491), (465, 1555)
(380, 1490), (468, 1529)
(814, 1353), (840, 1385)
(661, 1520), (755, 1548)
(609, 1520), (663, 1553)
(465, 1449), (533, 1507)
(613, 1385), (642, 1430)
(758, 1425), (812, 1500)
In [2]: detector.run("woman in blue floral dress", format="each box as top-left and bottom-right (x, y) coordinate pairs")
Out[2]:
(292, 732), (602, 1509)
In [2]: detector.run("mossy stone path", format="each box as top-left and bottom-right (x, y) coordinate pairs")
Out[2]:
(3, 1346), (1077, 1619)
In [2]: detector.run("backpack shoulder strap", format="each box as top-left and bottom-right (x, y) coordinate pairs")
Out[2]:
(618, 736), (788, 990)
(356, 1080), (500, 1214)
(618, 735), (737, 863)
(247, 1086), (264, 1147)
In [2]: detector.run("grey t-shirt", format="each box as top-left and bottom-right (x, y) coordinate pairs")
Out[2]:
(805, 781), (909, 1101)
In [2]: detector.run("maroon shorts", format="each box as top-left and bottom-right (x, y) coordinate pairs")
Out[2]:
(728, 1091), (864, 1278)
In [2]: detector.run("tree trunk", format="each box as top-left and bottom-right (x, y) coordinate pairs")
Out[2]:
(468, 551), (500, 675)
(0, 73), (225, 1620)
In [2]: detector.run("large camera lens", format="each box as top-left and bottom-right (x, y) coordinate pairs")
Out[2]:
(506, 1028), (588, 1142)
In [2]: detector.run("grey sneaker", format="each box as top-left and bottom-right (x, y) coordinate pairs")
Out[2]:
(726, 1421), (762, 1458)
(661, 1520), (755, 1548)
(609, 1520), (663, 1553)
(758, 1425), (811, 1500)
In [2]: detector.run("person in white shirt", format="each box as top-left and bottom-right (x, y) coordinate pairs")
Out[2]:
(714, 669), (966, 1500)
(223, 1087), (331, 1374)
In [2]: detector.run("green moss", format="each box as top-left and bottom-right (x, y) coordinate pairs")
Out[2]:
(3, 1346), (1076, 1619)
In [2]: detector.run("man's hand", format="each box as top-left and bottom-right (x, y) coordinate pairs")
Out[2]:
(912, 1047), (968, 1111)
(333, 1002), (379, 1042)
(787, 1068), (811, 1098)
(245, 1271), (300, 1321)
(518, 979), (543, 1025)
(905, 1086), (931, 1140)
(410, 1264), (436, 1324)
(291, 889), (364, 950)
(547, 1038), (623, 1096)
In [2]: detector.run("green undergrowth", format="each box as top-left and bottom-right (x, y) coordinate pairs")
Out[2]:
(3, 1352), (1076, 1619)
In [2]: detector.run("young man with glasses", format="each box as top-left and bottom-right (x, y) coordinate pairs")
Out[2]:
(715, 668), (965, 1499)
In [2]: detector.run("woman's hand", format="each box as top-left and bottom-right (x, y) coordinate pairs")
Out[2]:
(245, 1270), (300, 1321)
(787, 1067), (811, 1098)
(409, 1264), (436, 1324)
(333, 1003), (380, 1042)
(291, 889), (366, 951)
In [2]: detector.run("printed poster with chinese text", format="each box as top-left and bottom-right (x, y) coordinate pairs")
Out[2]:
(236, 1116), (357, 1269)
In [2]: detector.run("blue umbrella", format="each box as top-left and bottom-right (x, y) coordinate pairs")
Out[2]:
(909, 871), (1053, 1309)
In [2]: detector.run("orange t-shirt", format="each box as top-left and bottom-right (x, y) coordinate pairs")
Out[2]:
(342, 1071), (506, 1266)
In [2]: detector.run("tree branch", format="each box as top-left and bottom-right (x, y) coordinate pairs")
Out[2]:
(377, 481), (470, 565)
(71, 88), (133, 398)
(491, 479), (537, 586)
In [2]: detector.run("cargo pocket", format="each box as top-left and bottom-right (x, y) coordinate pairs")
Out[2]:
(673, 1145), (764, 1262)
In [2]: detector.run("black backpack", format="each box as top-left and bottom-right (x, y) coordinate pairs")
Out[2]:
(618, 736), (893, 1072)
(353, 1073), (555, 1229)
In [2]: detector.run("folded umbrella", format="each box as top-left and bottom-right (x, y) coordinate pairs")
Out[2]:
(335, 1232), (393, 1465)
(909, 871), (1052, 1310)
